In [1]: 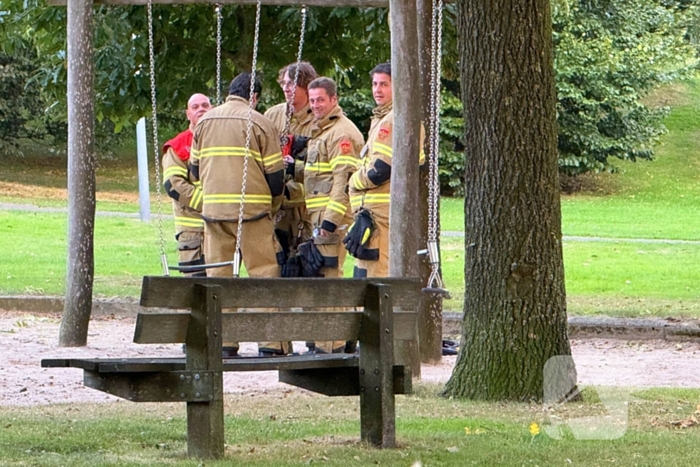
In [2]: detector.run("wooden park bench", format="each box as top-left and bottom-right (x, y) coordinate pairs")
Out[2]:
(42, 276), (421, 459)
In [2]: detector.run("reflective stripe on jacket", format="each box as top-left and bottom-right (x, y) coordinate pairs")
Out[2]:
(304, 105), (364, 232)
(162, 129), (204, 233)
(190, 96), (284, 222)
(348, 102), (425, 218)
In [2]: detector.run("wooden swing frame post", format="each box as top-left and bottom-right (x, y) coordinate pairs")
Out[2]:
(60, 0), (438, 364)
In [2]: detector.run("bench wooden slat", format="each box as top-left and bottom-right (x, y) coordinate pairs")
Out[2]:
(279, 365), (412, 396)
(42, 354), (364, 372)
(140, 276), (422, 309)
(41, 356), (410, 402)
(134, 311), (417, 343)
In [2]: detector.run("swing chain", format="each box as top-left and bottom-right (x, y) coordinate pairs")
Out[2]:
(425, 0), (445, 292)
(282, 5), (308, 141)
(147, 0), (169, 275)
(233, 0), (263, 276)
(215, 4), (223, 105)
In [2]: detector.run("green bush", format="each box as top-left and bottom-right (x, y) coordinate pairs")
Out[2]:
(552, 0), (698, 176)
(0, 50), (47, 155)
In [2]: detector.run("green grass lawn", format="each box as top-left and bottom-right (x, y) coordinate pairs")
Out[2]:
(2, 385), (700, 466)
(3, 79), (700, 317)
(1, 211), (176, 297)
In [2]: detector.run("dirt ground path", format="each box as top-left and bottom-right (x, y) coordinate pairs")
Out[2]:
(2, 310), (700, 407)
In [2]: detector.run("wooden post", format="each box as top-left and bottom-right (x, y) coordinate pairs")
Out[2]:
(186, 284), (225, 459)
(415, 0), (442, 363)
(59, 0), (96, 347)
(389, 0), (422, 377)
(359, 284), (395, 447)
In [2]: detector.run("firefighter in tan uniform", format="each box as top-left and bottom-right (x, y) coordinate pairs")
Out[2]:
(162, 93), (210, 277)
(346, 62), (425, 278)
(190, 72), (288, 357)
(264, 62), (318, 258)
(302, 77), (364, 353)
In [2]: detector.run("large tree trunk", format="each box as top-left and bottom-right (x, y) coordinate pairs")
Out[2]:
(60, 0), (96, 347)
(442, 0), (576, 400)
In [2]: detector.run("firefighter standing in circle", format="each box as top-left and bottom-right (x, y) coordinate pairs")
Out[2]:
(346, 62), (425, 278)
(162, 93), (211, 277)
(264, 62), (318, 258)
(189, 72), (289, 357)
(303, 77), (363, 278)
(302, 77), (364, 354)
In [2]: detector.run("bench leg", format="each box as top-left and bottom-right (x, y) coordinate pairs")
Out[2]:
(359, 283), (396, 448)
(187, 387), (224, 458)
(186, 284), (225, 459)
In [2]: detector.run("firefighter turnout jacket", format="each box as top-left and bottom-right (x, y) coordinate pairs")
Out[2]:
(162, 129), (206, 275)
(190, 95), (285, 222)
(305, 105), (363, 234)
(162, 129), (205, 232)
(348, 101), (425, 277)
(264, 102), (314, 188)
(264, 102), (315, 252)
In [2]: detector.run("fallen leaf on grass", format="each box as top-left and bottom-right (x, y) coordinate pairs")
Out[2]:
(669, 416), (698, 429)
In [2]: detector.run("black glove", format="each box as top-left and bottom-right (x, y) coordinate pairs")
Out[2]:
(281, 256), (302, 278)
(291, 135), (310, 160)
(275, 229), (291, 260)
(297, 241), (324, 276)
(343, 209), (379, 260)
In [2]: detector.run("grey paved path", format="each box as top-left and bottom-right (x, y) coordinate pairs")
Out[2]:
(5, 202), (700, 245)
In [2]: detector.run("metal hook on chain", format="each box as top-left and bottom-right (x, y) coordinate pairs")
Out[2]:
(417, 242), (451, 298)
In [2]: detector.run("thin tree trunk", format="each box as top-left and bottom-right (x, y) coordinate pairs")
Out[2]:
(443, 0), (576, 400)
(389, 0), (422, 377)
(60, 0), (96, 347)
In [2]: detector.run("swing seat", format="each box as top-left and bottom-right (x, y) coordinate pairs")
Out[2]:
(421, 287), (451, 299)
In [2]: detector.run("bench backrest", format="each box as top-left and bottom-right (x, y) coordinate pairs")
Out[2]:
(137, 276), (422, 345)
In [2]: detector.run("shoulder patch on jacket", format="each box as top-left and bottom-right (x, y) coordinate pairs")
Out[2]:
(378, 126), (391, 141)
(339, 139), (352, 155)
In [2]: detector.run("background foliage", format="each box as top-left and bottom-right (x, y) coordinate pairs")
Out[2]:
(553, 0), (699, 176)
(0, 0), (699, 191)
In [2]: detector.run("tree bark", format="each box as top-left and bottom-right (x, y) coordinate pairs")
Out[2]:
(442, 0), (576, 400)
(60, 0), (96, 347)
(416, 0), (442, 364)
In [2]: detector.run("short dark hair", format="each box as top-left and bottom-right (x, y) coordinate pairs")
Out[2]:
(278, 61), (318, 90)
(228, 72), (262, 100)
(307, 77), (337, 98)
(370, 61), (391, 78)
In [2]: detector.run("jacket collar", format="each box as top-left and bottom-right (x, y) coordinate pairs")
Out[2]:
(292, 103), (315, 127)
(225, 95), (250, 105)
(372, 101), (393, 119)
(313, 105), (343, 133)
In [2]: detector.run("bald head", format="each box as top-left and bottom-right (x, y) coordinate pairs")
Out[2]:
(186, 93), (211, 130)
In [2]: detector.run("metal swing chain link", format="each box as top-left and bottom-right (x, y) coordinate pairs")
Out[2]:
(426, 0), (445, 289)
(233, 0), (263, 276)
(147, 0), (169, 275)
(215, 4), (223, 105)
(282, 5), (308, 140)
